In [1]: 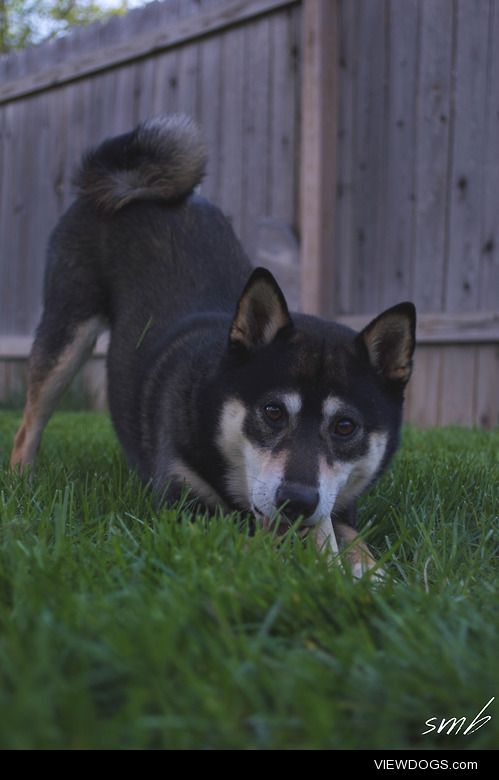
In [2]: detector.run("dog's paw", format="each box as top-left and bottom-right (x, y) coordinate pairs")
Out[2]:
(351, 560), (386, 582)
(331, 520), (386, 583)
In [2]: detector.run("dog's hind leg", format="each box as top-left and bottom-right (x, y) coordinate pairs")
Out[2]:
(10, 315), (105, 471)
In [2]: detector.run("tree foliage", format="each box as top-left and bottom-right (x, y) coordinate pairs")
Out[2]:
(0, 0), (132, 53)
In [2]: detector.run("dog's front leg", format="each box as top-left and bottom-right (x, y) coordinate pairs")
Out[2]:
(332, 521), (381, 579)
(313, 513), (381, 579)
(314, 515), (339, 558)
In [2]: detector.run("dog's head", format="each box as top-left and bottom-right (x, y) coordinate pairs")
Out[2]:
(216, 268), (416, 530)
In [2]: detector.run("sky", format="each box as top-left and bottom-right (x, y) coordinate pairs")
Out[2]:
(16, 0), (154, 46)
(100, 0), (150, 8)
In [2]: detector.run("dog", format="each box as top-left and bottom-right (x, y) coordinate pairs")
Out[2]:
(11, 115), (416, 576)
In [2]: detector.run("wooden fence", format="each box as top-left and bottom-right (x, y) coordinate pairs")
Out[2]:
(333, 0), (499, 428)
(0, 0), (497, 427)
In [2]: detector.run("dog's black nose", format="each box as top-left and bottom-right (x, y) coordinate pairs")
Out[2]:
(275, 482), (320, 523)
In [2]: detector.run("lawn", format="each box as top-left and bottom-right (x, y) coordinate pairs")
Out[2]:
(0, 411), (497, 750)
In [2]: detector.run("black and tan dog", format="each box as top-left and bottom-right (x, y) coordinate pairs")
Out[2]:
(11, 115), (416, 576)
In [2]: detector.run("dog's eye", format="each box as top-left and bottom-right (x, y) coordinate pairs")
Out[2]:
(333, 418), (357, 438)
(264, 403), (286, 425)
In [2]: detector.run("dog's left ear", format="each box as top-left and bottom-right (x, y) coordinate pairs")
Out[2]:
(358, 302), (416, 384)
(229, 268), (292, 349)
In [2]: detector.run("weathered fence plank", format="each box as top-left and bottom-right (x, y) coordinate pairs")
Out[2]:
(269, 7), (300, 224)
(475, 345), (499, 428)
(351, 0), (386, 314)
(198, 36), (223, 202)
(411, 0), (454, 314)
(444, 0), (491, 313)
(242, 15), (271, 260)
(478, 0), (499, 312)
(218, 24), (246, 240)
(439, 346), (477, 426)
(334, 0), (356, 316)
(406, 346), (442, 428)
(299, 0), (338, 317)
(381, 0), (419, 308)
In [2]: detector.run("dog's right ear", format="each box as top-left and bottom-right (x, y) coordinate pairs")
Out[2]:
(229, 268), (293, 350)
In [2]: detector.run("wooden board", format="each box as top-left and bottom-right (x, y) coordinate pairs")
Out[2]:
(218, 24), (245, 239)
(475, 345), (499, 428)
(381, 0), (419, 309)
(299, 0), (338, 317)
(197, 30), (223, 202)
(405, 346), (442, 428)
(350, 0), (385, 313)
(444, 0), (491, 312)
(241, 15), (271, 261)
(411, 0), (454, 313)
(334, 0), (356, 316)
(478, 0), (499, 312)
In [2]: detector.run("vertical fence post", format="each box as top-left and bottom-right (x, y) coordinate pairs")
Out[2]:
(299, 0), (338, 316)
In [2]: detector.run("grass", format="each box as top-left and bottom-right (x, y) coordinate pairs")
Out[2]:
(0, 411), (497, 750)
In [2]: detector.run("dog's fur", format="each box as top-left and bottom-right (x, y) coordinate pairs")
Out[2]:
(11, 115), (416, 576)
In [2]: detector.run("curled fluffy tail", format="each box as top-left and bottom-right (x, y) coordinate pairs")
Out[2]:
(75, 115), (207, 212)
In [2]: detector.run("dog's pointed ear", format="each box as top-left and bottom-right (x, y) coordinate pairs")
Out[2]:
(229, 268), (292, 350)
(358, 302), (416, 384)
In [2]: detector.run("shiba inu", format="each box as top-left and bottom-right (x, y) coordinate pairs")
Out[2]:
(11, 115), (416, 576)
